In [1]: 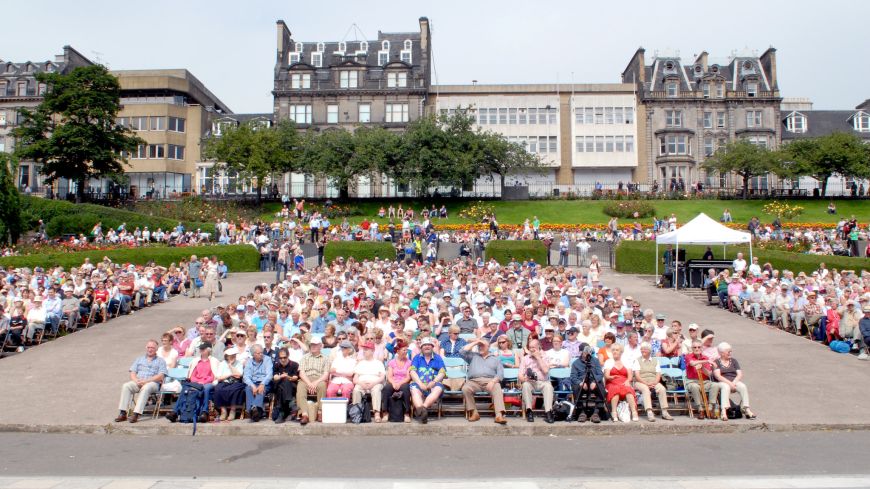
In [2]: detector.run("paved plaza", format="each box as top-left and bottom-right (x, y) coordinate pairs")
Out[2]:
(0, 269), (868, 434)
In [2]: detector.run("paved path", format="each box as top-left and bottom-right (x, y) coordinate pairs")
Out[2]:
(0, 272), (273, 427)
(604, 272), (870, 425)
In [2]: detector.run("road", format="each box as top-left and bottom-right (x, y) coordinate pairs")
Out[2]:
(1, 432), (869, 479)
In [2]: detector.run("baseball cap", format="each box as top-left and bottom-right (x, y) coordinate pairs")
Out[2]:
(309, 336), (323, 345)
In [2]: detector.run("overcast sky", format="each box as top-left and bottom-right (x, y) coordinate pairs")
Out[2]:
(5, 0), (868, 113)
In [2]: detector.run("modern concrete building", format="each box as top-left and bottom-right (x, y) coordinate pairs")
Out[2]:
(622, 48), (782, 190)
(428, 83), (642, 195)
(0, 46), (93, 193)
(111, 69), (232, 198)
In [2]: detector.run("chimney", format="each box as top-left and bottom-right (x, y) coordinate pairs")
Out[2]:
(695, 51), (708, 71)
(276, 20), (292, 66)
(760, 47), (777, 90)
(419, 16), (432, 87)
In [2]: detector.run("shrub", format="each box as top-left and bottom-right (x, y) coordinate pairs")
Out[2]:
(602, 201), (656, 219)
(614, 240), (870, 276)
(485, 240), (548, 265)
(762, 201), (804, 219)
(0, 244), (260, 272)
(46, 213), (101, 237)
(324, 241), (396, 264)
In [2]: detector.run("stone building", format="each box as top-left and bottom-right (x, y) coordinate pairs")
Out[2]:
(622, 48), (782, 190)
(0, 46), (93, 194)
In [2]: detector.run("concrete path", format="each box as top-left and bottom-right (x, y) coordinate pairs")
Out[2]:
(0, 272), (273, 427)
(604, 272), (870, 425)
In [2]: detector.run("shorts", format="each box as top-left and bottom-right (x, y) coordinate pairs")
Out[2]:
(410, 382), (443, 395)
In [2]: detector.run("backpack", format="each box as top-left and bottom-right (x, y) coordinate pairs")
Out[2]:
(829, 340), (851, 354)
(176, 382), (204, 424)
(348, 403), (364, 424)
(552, 400), (573, 421)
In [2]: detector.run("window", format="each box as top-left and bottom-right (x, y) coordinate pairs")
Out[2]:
(746, 110), (762, 128)
(625, 135), (634, 152)
(17, 82), (27, 96)
(327, 104), (339, 124)
(717, 111), (726, 129)
(528, 108), (537, 125)
(575, 136), (584, 152)
(518, 109), (527, 124)
(489, 108), (497, 125)
(337, 42), (346, 54)
(167, 144), (185, 160)
(704, 137), (715, 156)
(747, 136), (768, 148)
(477, 108), (488, 125)
(702, 83), (710, 98)
(386, 72), (407, 88)
(289, 53), (300, 64)
(575, 107), (585, 124)
(498, 108), (507, 125)
(295, 42), (303, 53)
(614, 136), (624, 152)
(291, 73), (311, 89)
(378, 51), (389, 66)
(149, 116), (165, 131)
(625, 107), (634, 124)
(786, 113), (806, 133)
(605, 136), (615, 152)
(401, 40), (412, 64)
(614, 107), (623, 124)
(404, 40), (412, 50)
(547, 107), (556, 124)
(853, 112), (870, 132)
(289, 104), (312, 124)
(385, 103), (409, 123)
(311, 53), (322, 68)
(508, 108), (517, 124)
(549, 136), (557, 153)
(358, 104), (371, 123)
(168, 117), (186, 132)
(585, 136), (594, 152)
(703, 111), (713, 129)
(746, 82), (758, 97)
(382, 40), (390, 51)
(0, 81), (6, 95)
(0, 136), (4, 153)
(147, 144), (165, 159)
(666, 82), (678, 97)
(129, 116), (148, 131)
(604, 107), (614, 125)
(660, 135), (689, 155)
(594, 107), (604, 124)
(359, 41), (368, 53)
(528, 138), (537, 153)
(339, 71), (358, 88)
(665, 110), (682, 127)
(0, 111), (5, 127)
(37, 83), (47, 96)
(716, 84), (724, 98)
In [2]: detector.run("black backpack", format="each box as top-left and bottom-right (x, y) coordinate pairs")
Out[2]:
(553, 400), (574, 421)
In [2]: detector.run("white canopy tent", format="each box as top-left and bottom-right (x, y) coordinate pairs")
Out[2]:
(654, 213), (753, 289)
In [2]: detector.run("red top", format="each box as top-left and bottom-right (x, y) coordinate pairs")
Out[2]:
(685, 353), (713, 380)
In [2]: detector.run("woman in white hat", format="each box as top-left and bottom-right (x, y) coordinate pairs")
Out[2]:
(213, 347), (245, 421)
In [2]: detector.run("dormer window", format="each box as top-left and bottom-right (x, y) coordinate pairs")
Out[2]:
(356, 41), (368, 56)
(404, 40), (412, 50)
(401, 40), (412, 64)
(702, 83), (710, 98)
(785, 112), (807, 133)
(317, 42), (325, 52)
(311, 52), (323, 68)
(716, 83), (724, 98)
(336, 41), (346, 55)
(854, 112), (870, 132)
(294, 42), (303, 53)
(666, 82), (678, 97)
(387, 71), (407, 88)
(5, 64), (13, 73)
(339, 70), (358, 88)
(746, 82), (758, 97)
(382, 40), (390, 50)
(289, 53), (300, 64)
(378, 51), (389, 66)
(45, 63), (53, 72)
(291, 73), (311, 89)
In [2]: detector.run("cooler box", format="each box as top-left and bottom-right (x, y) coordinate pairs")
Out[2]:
(321, 397), (348, 424)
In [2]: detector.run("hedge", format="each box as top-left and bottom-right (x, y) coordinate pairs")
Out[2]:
(0, 244), (261, 272)
(21, 196), (213, 238)
(323, 241), (396, 264)
(485, 240), (548, 265)
(614, 240), (870, 276)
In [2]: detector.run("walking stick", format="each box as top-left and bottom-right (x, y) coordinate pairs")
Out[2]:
(695, 366), (712, 419)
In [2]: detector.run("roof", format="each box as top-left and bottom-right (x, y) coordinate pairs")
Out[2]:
(781, 110), (870, 140)
(289, 31), (422, 69)
(111, 69), (232, 114)
(656, 213), (752, 246)
(641, 53), (773, 92)
(431, 83), (636, 95)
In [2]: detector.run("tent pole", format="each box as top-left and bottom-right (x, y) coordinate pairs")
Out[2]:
(655, 242), (659, 285)
(749, 238), (753, 263)
(674, 240), (679, 290)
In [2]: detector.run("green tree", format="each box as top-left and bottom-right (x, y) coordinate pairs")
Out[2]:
(782, 132), (870, 196)
(703, 140), (781, 199)
(202, 120), (300, 203)
(0, 154), (23, 244)
(300, 129), (358, 199)
(12, 65), (143, 203)
(472, 130), (543, 194)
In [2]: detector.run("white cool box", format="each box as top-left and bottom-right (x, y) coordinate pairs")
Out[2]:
(320, 397), (348, 424)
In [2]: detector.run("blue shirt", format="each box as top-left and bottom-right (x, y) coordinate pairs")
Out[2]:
(129, 355), (168, 381)
(410, 353), (445, 384)
(243, 356), (273, 386)
(440, 338), (467, 358)
(311, 316), (329, 334)
(251, 315), (269, 332)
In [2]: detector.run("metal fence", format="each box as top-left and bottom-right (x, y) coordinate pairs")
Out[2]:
(547, 240), (615, 268)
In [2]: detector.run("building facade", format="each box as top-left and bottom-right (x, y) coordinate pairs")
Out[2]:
(0, 46), (93, 194)
(428, 84), (642, 195)
(622, 48), (782, 189)
(196, 113), (275, 195)
(112, 69), (232, 199)
(780, 98), (870, 194)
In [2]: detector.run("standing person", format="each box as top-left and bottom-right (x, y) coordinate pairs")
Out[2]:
(577, 238), (590, 267)
(276, 245), (289, 284)
(114, 340), (167, 424)
(558, 237), (569, 267)
(188, 255), (202, 299)
(202, 257), (220, 302)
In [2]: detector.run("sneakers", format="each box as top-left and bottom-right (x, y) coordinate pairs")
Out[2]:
(590, 411), (601, 423)
(858, 351), (869, 360)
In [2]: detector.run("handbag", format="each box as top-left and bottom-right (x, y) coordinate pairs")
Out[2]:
(616, 401), (631, 422)
(218, 281), (223, 292)
(194, 278), (203, 288)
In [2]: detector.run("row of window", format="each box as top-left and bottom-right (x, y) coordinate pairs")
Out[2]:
(664, 109), (765, 129)
(288, 103), (409, 124)
(289, 40), (413, 67)
(475, 107), (558, 125)
(574, 107), (635, 125)
(785, 112), (870, 134)
(660, 135), (770, 157)
(290, 71), (408, 90)
(662, 80), (757, 98)
(125, 144), (186, 160)
(505, 136), (558, 154)
(574, 135), (636, 153)
(0, 81), (47, 97)
(117, 116), (186, 133)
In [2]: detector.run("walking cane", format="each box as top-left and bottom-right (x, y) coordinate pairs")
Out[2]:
(695, 366), (712, 419)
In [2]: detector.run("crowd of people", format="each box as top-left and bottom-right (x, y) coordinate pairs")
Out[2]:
(0, 254), (226, 355)
(703, 252), (870, 357)
(116, 254), (763, 427)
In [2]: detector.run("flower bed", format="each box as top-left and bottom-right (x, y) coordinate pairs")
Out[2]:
(602, 201), (656, 219)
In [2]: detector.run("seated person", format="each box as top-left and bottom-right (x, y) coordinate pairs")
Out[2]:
(166, 342), (218, 423)
(409, 337), (445, 424)
(460, 338), (507, 424)
(383, 339), (413, 423)
(296, 337), (329, 425)
(271, 347), (300, 423)
(710, 342), (756, 420)
(243, 344), (273, 422)
(603, 343), (639, 422)
(632, 342), (673, 421)
(352, 341), (387, 422)
(213, 347), (245, 421)
(518, 339), (554, 424)
(685, 339), (715, 419)
(327, 341), (357, 399)
(114, 340), (167, 423)
(569, 343), (605, 423)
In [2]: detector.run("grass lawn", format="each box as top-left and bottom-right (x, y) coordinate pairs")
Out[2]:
(259, 199), (866, 225)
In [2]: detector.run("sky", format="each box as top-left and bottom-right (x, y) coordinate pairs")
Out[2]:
(4, 0), (868, 113)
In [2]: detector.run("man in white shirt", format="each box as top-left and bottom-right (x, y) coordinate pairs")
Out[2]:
(747, 257), (762, 278)
(732, 253), (747, 275)
(352, 342), (386, 422)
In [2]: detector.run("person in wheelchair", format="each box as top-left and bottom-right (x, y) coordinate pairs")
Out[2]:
(569, 343), (606, 423)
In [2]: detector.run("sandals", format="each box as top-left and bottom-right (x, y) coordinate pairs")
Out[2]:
(646, 410), (656, 422)
(742, 407), (757, 419)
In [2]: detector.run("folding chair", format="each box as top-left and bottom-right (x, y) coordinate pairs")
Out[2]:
(152, 366), (189, 419)
(548, 367), (573, 402)
(439, 357), (467, 418)
(177, 357), (194, 369)
(661, 367), (693, 417)
(501, 368), (521, 417)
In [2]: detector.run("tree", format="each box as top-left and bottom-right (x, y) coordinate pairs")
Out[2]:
(0, 154), (23, 245)
(12, 65), (143, 203)
(300, 129), (358, 199)
(703, 140), (781, 199)
(782, 132), (870, 196)
(472, 130), (543, 194)
(202, 120), (300, 202)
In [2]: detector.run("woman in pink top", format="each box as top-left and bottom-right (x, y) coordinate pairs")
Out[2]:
(167, 343), (218, 423)
(171, 326), (191, 357)
(383, 340), (412, 422)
